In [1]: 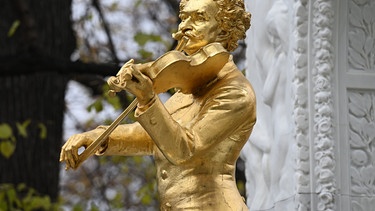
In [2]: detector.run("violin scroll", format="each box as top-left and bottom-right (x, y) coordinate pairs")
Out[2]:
(107, 60), (151, 97)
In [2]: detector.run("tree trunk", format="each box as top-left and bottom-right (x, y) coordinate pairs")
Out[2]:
(0, 73), (68, 200)
(0, 0), (75, 200)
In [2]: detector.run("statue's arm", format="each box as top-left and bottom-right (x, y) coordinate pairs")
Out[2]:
(135, 83), (256, 165)
(96, 122), (154, 156)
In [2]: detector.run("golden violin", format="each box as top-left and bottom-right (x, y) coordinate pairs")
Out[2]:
(69, 37), (230, 169)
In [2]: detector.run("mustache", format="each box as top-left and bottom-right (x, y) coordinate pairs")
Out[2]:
(172, 30), (204, 41)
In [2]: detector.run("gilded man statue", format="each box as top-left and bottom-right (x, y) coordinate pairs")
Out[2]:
(60, 0), (255, 210)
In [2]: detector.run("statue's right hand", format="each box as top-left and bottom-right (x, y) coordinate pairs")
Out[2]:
(60, 128), (104, 170)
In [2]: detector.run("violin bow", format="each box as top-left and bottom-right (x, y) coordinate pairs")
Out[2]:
(70, 36), (189, 170)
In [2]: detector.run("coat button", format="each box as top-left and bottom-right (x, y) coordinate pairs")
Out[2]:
(161, 170), (168, 180)
(150, 117), (157, 125)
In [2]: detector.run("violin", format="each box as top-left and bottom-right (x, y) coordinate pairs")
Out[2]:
(67, 37), (230, 169)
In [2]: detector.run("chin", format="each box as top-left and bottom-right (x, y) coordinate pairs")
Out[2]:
(183, 41), (207, 54)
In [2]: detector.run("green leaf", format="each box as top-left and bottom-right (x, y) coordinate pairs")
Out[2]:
(106, 95), (122, 110)
(6, 188), (21, 207)
(90, 203), (99, 211)
(17, 183), (27, 192)
(133, 156), (143, 164)
(38, 123), (47, 140)
(0, 197), (8, 211)
(135, 0), (142, 8)
(87, 99), (103, 112)
(28, 196), (51, 210)
(7, 20), (21, 37)
(0, 124), (13, 139)
(138, 49), (153, 59)
(73, 204), (83, 211)
(0, 141), (16, 159)
(141, 194), (152, 205)
(103, 84), (122, 110)
(16, 120), (31, 138)
(109, 2), (119, 11)
(134, 32), (162, 46)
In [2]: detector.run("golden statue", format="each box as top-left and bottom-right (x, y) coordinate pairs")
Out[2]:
(60, 0), (255, 210)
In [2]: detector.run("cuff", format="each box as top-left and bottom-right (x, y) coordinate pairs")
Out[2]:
(95, 125), (109, 155)
(135, 94), (157, 115)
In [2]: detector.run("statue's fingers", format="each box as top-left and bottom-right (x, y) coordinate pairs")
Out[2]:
(118, 67), (132, 81)
(117, 59), (134, 76)
(65, 150), (76, 169)
(71, 145), (79, 163)
(60, 150), (71, 170)
(132, 67), (153, 90)
(60, 142), (69, 162)
(121, 66), (134, 83)
(130, 66), (145, 82)
(124, 59), (134, 66)
(59, 147), (64, 162)
(59, 150), (65, 162)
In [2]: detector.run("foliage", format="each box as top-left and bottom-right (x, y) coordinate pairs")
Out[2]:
(0, 121), (47, 159)
(60, 155), (158, 210)
(87, 84), (123, 113)
(0, 183), (60, 211)
(7, 20), (21, 37)
(71, 0), (178, 64)
(0, 123), (15, 159)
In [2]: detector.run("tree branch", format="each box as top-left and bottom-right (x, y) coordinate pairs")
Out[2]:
(0, 54), (120, 77)
(91, 0), (120, 64)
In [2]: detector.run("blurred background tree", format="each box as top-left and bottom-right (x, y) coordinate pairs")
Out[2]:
(0, 0), (76, 208)
(0, 0), (247, 210)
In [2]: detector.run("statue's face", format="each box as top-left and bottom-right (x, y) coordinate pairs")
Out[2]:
(178, 0), (220, 55)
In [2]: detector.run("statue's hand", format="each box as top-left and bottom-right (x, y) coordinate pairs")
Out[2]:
(122, 64), (155, 106)
(107, 59), (135, 96)
(60, 128), (105, 170)
(107, 59), (155, 106)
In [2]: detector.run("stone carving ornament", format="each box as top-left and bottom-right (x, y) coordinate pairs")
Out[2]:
(347, 2), (375, 210)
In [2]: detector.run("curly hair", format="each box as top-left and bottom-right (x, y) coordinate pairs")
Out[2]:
(180, 0), (251, 52)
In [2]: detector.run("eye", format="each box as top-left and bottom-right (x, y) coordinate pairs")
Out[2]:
(195, 13), (206, 22)
(179, 14), (187, 21)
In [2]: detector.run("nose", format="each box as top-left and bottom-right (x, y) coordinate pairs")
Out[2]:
(179, 17), (193, 33)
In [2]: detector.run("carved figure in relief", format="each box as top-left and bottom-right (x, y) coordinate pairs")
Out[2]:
(246, 0), (293, 209)
(60, 0), (255, 210)
(244, 0), (273, 208)
(263, 0), (294, 202)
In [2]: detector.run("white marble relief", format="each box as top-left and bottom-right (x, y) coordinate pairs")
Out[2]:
(347, 1), (375, 210)
(292, 0), (310, 210)
(243, 0), (375, 210)
(348, 91), (375, 211)
(348, 0), (375, 73)
(311, 0), (336, 209)
(244, 0), (295, 210)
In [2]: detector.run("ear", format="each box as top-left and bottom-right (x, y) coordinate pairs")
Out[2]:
(216, 30), (229, 43)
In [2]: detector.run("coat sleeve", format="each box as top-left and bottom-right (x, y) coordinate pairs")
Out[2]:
(135, 83), (256, 165)
(96, 122), (155, 156)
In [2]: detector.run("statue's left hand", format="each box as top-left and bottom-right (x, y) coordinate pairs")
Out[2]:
(108, 60), (155, 106)
(60, 128), (105, 170)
